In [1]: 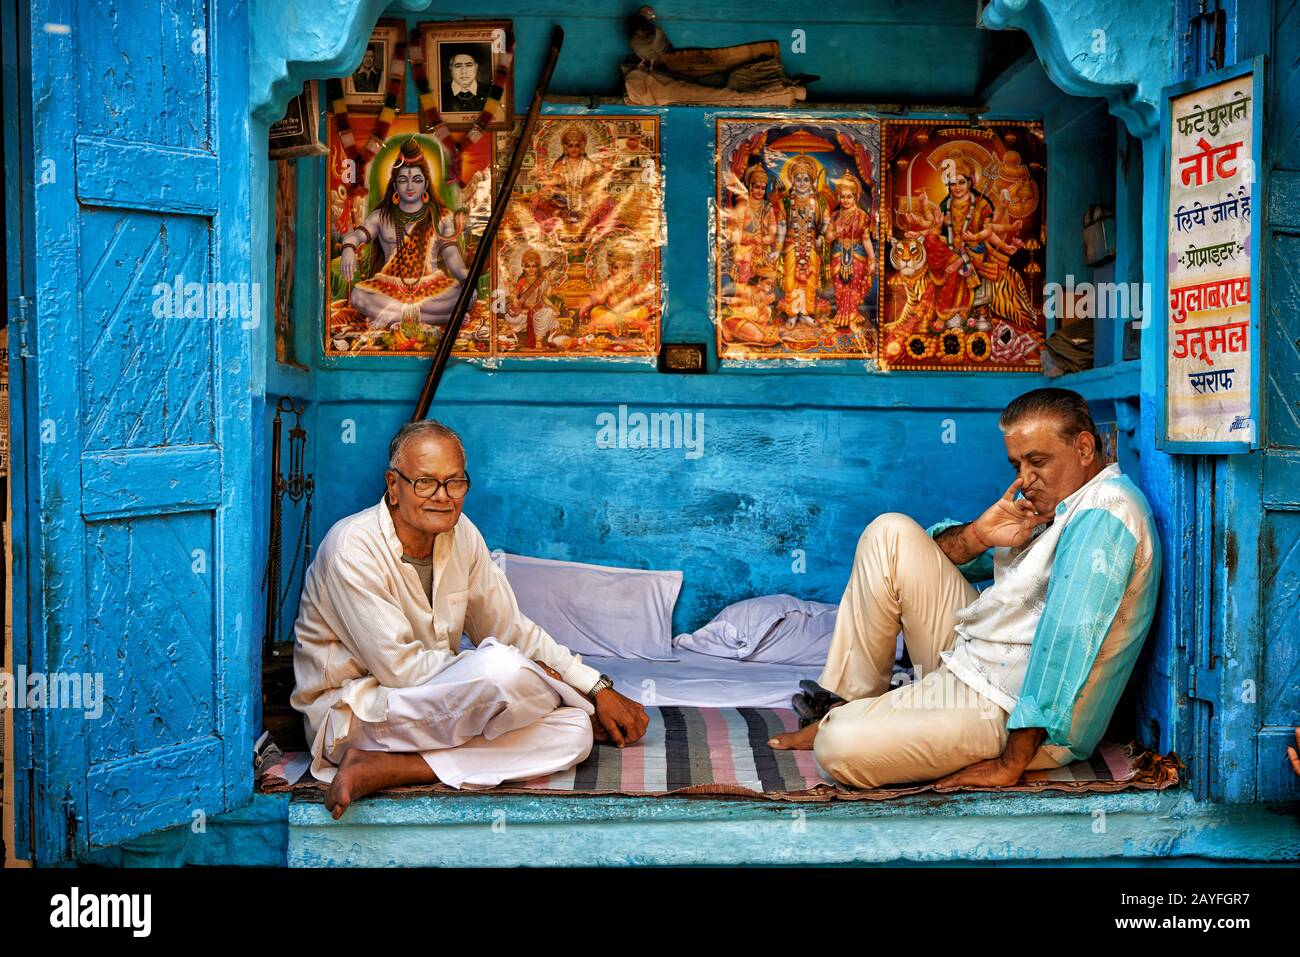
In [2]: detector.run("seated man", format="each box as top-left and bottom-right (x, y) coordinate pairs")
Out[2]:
(291, 420), (649, 818)
(771, 387), (1161, 791)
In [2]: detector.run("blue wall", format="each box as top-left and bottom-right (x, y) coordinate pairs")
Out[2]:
(264, 4), (1139, 643)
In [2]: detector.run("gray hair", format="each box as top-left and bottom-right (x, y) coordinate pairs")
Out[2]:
(388, 419), (466, 470)
(999, 387), (1101, 449)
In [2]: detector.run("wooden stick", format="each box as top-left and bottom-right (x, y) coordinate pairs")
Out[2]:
(412, 25), (565, 422)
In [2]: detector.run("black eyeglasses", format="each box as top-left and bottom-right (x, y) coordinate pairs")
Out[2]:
(390, 468), (472, 500)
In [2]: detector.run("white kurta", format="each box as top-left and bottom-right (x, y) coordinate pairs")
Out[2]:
(291, 498), (603, 782)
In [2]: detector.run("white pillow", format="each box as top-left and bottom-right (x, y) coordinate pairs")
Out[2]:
(674, 594), (838, 666)
(490, 551), (682, 661)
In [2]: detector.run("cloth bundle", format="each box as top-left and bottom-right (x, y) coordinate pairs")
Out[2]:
(674, 594), (839, 665)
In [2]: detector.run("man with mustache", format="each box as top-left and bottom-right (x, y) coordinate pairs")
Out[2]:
(771, 388), (1160, 791)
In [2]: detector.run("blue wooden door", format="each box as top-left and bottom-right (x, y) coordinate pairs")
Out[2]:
(1211, 1), (1300, 803)
(1253, 0), (1300, 802)
(17, 0), (255, 861)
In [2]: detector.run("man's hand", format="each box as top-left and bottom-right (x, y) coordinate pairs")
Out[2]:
(934, 479), (1054, 568)
(1288, 728), (1300, 778)
(531, 662), (648, 748)
(592, 688), (649, 748)
(971, 478), (1055, 549)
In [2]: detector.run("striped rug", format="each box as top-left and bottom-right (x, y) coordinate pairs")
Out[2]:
(258, 705), (1180, 802)
(519, 706), (823, 794)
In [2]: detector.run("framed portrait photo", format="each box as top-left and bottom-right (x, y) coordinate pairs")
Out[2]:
(421, 19), (514, 128)
(343, 19), (405, 113)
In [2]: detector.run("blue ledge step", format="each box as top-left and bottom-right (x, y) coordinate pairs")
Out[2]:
(285, 788), (1300, 867)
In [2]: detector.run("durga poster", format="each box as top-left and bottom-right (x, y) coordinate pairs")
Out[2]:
(714, 118), (881, 361)
(324, 113), (493, 356)
(489, 116), (664, 357)
(880, 121), (1047, 371)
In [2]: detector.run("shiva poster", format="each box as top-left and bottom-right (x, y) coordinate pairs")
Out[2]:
(880, 121), (1047, 371)
(489, 116), (664, 358)
(324, 113), (494, 356)
(713, 118), (881, 361)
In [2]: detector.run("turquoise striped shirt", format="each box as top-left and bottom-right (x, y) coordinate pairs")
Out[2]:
(928, 467), (1160, 764)
(1007, 476), (1161, 761)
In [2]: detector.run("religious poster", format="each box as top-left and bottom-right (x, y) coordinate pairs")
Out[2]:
(488, 116), (664, 358)
(324, 111), (494, 356)
(1162, 63), (1260, 450)
(879, 121), (1047, 371)
(713, 118), (881, 361)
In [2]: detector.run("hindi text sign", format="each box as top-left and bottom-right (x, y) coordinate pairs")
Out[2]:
(1161, 62), (1261, 450)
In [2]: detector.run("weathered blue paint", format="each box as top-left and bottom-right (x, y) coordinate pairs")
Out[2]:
(249, 0), (1035, 127)
(4, 0), (37, 863)
(253, 1), (1146, 643)
(13, 0), (257, 862)
(79, 793), (291, 868)
(1224, 0), (1300, 804)
(284, 791), (1300, 867)
(7, 0), (1296, 866)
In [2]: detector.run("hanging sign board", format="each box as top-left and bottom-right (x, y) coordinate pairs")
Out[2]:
(269, 81), (326, 160)
(1158, 58), (1264, 453)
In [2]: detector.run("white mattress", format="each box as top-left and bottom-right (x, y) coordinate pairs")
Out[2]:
(580, 648), (818, 710)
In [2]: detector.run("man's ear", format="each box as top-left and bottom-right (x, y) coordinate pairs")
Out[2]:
(1076, 430), (1097, 465)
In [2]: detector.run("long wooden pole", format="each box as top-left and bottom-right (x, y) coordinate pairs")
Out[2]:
(412, 26), (565, 422)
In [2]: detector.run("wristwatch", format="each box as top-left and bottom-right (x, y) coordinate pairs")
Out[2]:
(587, 674), (614, 700)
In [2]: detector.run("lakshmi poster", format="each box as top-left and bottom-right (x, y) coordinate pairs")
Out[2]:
(880, 121), (1047, 371)
(489, 116), (663, 358)
(714, 118), (881, 361)
(324, 112), (494, 357)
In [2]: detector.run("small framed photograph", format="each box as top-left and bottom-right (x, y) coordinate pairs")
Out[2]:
(421, 19), (513, 128)
(343, 19), (405, 112)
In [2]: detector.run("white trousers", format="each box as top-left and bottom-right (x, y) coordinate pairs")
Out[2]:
(330, 639), (595, 789)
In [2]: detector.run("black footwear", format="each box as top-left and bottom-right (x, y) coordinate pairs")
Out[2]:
(791, 692), (818, 725)
(792, 684), (845, 728)
(799, 679), (835, 699)
(798, 680), (844, 710)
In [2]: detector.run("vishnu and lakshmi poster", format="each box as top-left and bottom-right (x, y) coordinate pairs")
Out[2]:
(715, 118), (882, 360)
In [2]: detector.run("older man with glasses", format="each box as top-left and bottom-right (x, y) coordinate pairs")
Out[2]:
(292, 419), (648, 818)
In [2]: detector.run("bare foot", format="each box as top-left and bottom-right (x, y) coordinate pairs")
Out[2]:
(769, 701), (847, 751)
(769, 722), (820, 751)
(325, 749), (436, 820)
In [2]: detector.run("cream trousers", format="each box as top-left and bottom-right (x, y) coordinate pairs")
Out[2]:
(815, 513), (1058, 789)
(329, 639), (595, 789)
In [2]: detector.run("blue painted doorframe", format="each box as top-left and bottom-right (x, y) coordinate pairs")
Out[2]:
(989, 0), (1299, 804)
(12, 0), (257, 862)
(1147, 1), (1300, 804)
(1220, 0), (1300, 803)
